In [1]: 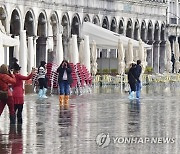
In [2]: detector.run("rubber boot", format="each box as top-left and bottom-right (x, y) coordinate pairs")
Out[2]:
(64, 95), (69, 110)
(128, 91), (135, 100)
(10, 115), (16, 124)
(42, 88), (48, 98)
(38, 89), (43, 98)
(59, 95), (64, 109)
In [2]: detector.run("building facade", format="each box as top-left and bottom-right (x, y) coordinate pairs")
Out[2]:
(0, 0), (167, 74)
(167, 0), (180, 73)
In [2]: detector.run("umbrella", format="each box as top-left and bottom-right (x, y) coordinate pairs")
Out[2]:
(174, 40), (180, 73)
(117, 39), (125, 74)
(138, 39), (144, 62)
(165, 40), (172, 73)
(71, 35), (79, 64)
(68, 38), (73, 62)
(56, 33), (63, 65)
(91, 40), (98, 75)
(79, 40), (84, 64)
(84, 35), (91, 72)
(126, 39), (134, 67)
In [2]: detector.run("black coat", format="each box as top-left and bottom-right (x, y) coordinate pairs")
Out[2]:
(57, 63), (73, 84)
(128, 66), (138, 91)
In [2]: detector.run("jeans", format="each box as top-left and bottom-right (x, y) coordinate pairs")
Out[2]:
(136, 81), (142, 98)
(59, 80), (70, 95)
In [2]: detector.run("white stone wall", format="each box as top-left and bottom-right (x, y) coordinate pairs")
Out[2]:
(0, 0), (168, 73)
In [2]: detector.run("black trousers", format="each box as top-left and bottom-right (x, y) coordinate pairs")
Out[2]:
(14, 104), (23, 123)
(38, 78), (48, 89)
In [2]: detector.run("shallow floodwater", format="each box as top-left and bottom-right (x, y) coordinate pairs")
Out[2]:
(0, 82), (180, 154)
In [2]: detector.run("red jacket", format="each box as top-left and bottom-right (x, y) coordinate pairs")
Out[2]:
(0, 73), (16, 96)
(12, 73), (33, 104)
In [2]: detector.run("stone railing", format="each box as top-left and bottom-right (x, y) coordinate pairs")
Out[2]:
(92, 74), (180, 86)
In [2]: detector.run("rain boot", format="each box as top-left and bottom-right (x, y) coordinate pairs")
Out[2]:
(38, 89), (43, 98)
(128, 91), (135, 100)
(10, 115), (16, 124)
(64, 95), (69, 110)
(59, 95), (64, 109)
(42, 88), (48, 98)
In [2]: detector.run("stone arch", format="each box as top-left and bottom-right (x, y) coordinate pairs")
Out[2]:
(71, 13), (81, 37)
(24, 10), (35, 36)
(154, 21), (160, 41)
(48, 11), (59, 62)
(102, 16), (109, 29)
(36, 11), (48, 66)
(10, 9), (21, 64)
(110, 17), (117, 32)
(134, 19), (140, 40)
(92, 15), (100, 25)
(160, 23), (166, 41)
(0, 6), (7, 31)
(118, 19), (124, 34)
(37, 12), (47, 37)
(126, 18), (133, 38)
(140, 20), (146, 41)
(10, 9), (21, 36)
(147, 21), (153, 42)
(61, 12), (70, 60)
(83, 14), (90, 22)
(159, 22), (166, 73)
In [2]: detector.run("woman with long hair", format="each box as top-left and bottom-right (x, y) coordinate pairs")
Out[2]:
(57, 60), (73, 109)
(0, 64), (16, 124)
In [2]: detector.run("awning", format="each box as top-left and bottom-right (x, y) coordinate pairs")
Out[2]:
(81, 22), (151, 49)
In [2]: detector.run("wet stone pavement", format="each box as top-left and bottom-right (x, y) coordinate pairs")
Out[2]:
(1, 82), (180, 154)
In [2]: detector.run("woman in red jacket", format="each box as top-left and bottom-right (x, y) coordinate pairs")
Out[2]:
(0, 64), (16, 124)
(12, 64), (35, 124)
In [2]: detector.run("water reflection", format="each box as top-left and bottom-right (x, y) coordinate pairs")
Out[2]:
(0, 83), (180, 153)
(128, 99), (140, 134)
(0, 125), (23, 154)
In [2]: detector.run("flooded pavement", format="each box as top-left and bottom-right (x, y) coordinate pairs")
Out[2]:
(1, 82), (180, 154)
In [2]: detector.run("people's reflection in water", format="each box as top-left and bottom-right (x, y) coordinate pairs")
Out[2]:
(58, 108), (72, 137)
(127, 99), (141, 134)
(0, 125), (23, 154)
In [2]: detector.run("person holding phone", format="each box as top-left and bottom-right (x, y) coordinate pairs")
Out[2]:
(12, 64), (35, 124)
(0, 64), (16, 124)
(57, 60), (73, 109)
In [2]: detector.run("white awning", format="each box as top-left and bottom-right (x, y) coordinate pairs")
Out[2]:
(82, 22), (151, 49)
(1, 31), (19, 47)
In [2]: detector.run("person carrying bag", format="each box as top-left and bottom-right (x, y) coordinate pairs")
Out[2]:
(0, 64), (16, 124)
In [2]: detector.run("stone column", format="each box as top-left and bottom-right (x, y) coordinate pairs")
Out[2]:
(153, 41), (160, 73)
(159, 41), (166, 73)
(33, 37), (38, 67)
(36, 37), (47, 67)
(146, 40), (154, 68)
(28, 37), (34, 73)
(19, 30), (28, 75)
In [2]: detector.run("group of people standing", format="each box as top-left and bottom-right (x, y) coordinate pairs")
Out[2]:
(127, 60), (142, 100)
(0, 59), (35, 124)
(0, 58), (73, 125)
